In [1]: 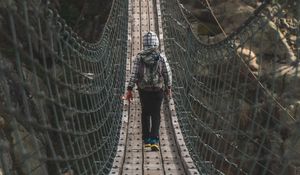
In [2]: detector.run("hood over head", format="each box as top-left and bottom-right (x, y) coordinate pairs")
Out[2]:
(143, 31), (159, 50)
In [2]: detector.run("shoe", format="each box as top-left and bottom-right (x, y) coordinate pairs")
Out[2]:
(151, 143), (160, 151)
(144, 138), (151, 148)
(150, 138), (160, 151)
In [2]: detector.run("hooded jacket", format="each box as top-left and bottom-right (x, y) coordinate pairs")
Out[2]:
(127, 32), (172, 91)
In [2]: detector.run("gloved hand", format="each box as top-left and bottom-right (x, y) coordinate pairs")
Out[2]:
(124, 90), (133, 102)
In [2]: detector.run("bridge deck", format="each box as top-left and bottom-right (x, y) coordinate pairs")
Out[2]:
(109, 0), (199, 174)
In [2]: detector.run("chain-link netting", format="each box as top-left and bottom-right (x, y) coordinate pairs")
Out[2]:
(160, 0), (300, 174)
(1, 0), (300, 174)
(0, 0), (128, 174)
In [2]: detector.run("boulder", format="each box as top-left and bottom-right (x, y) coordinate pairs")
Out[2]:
(0, 130), (12, 175)
(237, 47), (259, 71)
(212, 0), (255, 34)
(11, 122), (48, 175)
(197, 1), (296, 62)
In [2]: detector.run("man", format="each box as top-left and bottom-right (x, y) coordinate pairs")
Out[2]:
(125, 31), (172, 151)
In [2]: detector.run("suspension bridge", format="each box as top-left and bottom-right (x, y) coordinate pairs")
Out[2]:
(0, 0), (299, 175)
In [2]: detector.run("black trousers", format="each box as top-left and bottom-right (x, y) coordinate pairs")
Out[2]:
(139, 90), (163, 139)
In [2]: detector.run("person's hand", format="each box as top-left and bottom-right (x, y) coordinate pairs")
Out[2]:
(165, 87), (171, 97)
(124, 90), (133, 102)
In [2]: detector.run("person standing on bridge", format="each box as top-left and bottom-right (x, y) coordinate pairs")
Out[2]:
(125, 31), (172, 151)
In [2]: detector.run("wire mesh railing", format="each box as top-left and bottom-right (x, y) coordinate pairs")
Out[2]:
(160, 0), (300, 174)
(1, 0), (300, 174)
(0, 0), (128, 174)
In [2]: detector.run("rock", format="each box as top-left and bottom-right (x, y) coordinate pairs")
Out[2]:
(236, 99), (252, 129)
(287, 101), (300, 117)
(289, 35), (297, 44)
(0, 116), (4, 129)
(213, 0), (255, 34)
(282, 122), (300, 167)
(207, 1), (296, 63)
(0, 0), (16, 9)
(11, 122), (48, 175)
(250, 20), (296, 63)
(0, 133), (12, 175)
(268, 63), (300, 107)
(241, 0), (262, 8)
(180, 0), (219, 35)
(56, 0), (112, 42)
(196, 22), (220, 36)
(237, 48), (259, 71)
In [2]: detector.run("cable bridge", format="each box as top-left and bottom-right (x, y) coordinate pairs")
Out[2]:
(0, 0), (299, 175)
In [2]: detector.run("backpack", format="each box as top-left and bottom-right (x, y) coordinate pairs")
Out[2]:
(137, 51), (164, 90)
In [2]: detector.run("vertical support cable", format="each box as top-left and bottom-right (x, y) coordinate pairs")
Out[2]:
(297, 0), (300, 62)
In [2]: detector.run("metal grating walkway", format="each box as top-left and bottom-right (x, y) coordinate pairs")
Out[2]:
(109, 0), (199, 174)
